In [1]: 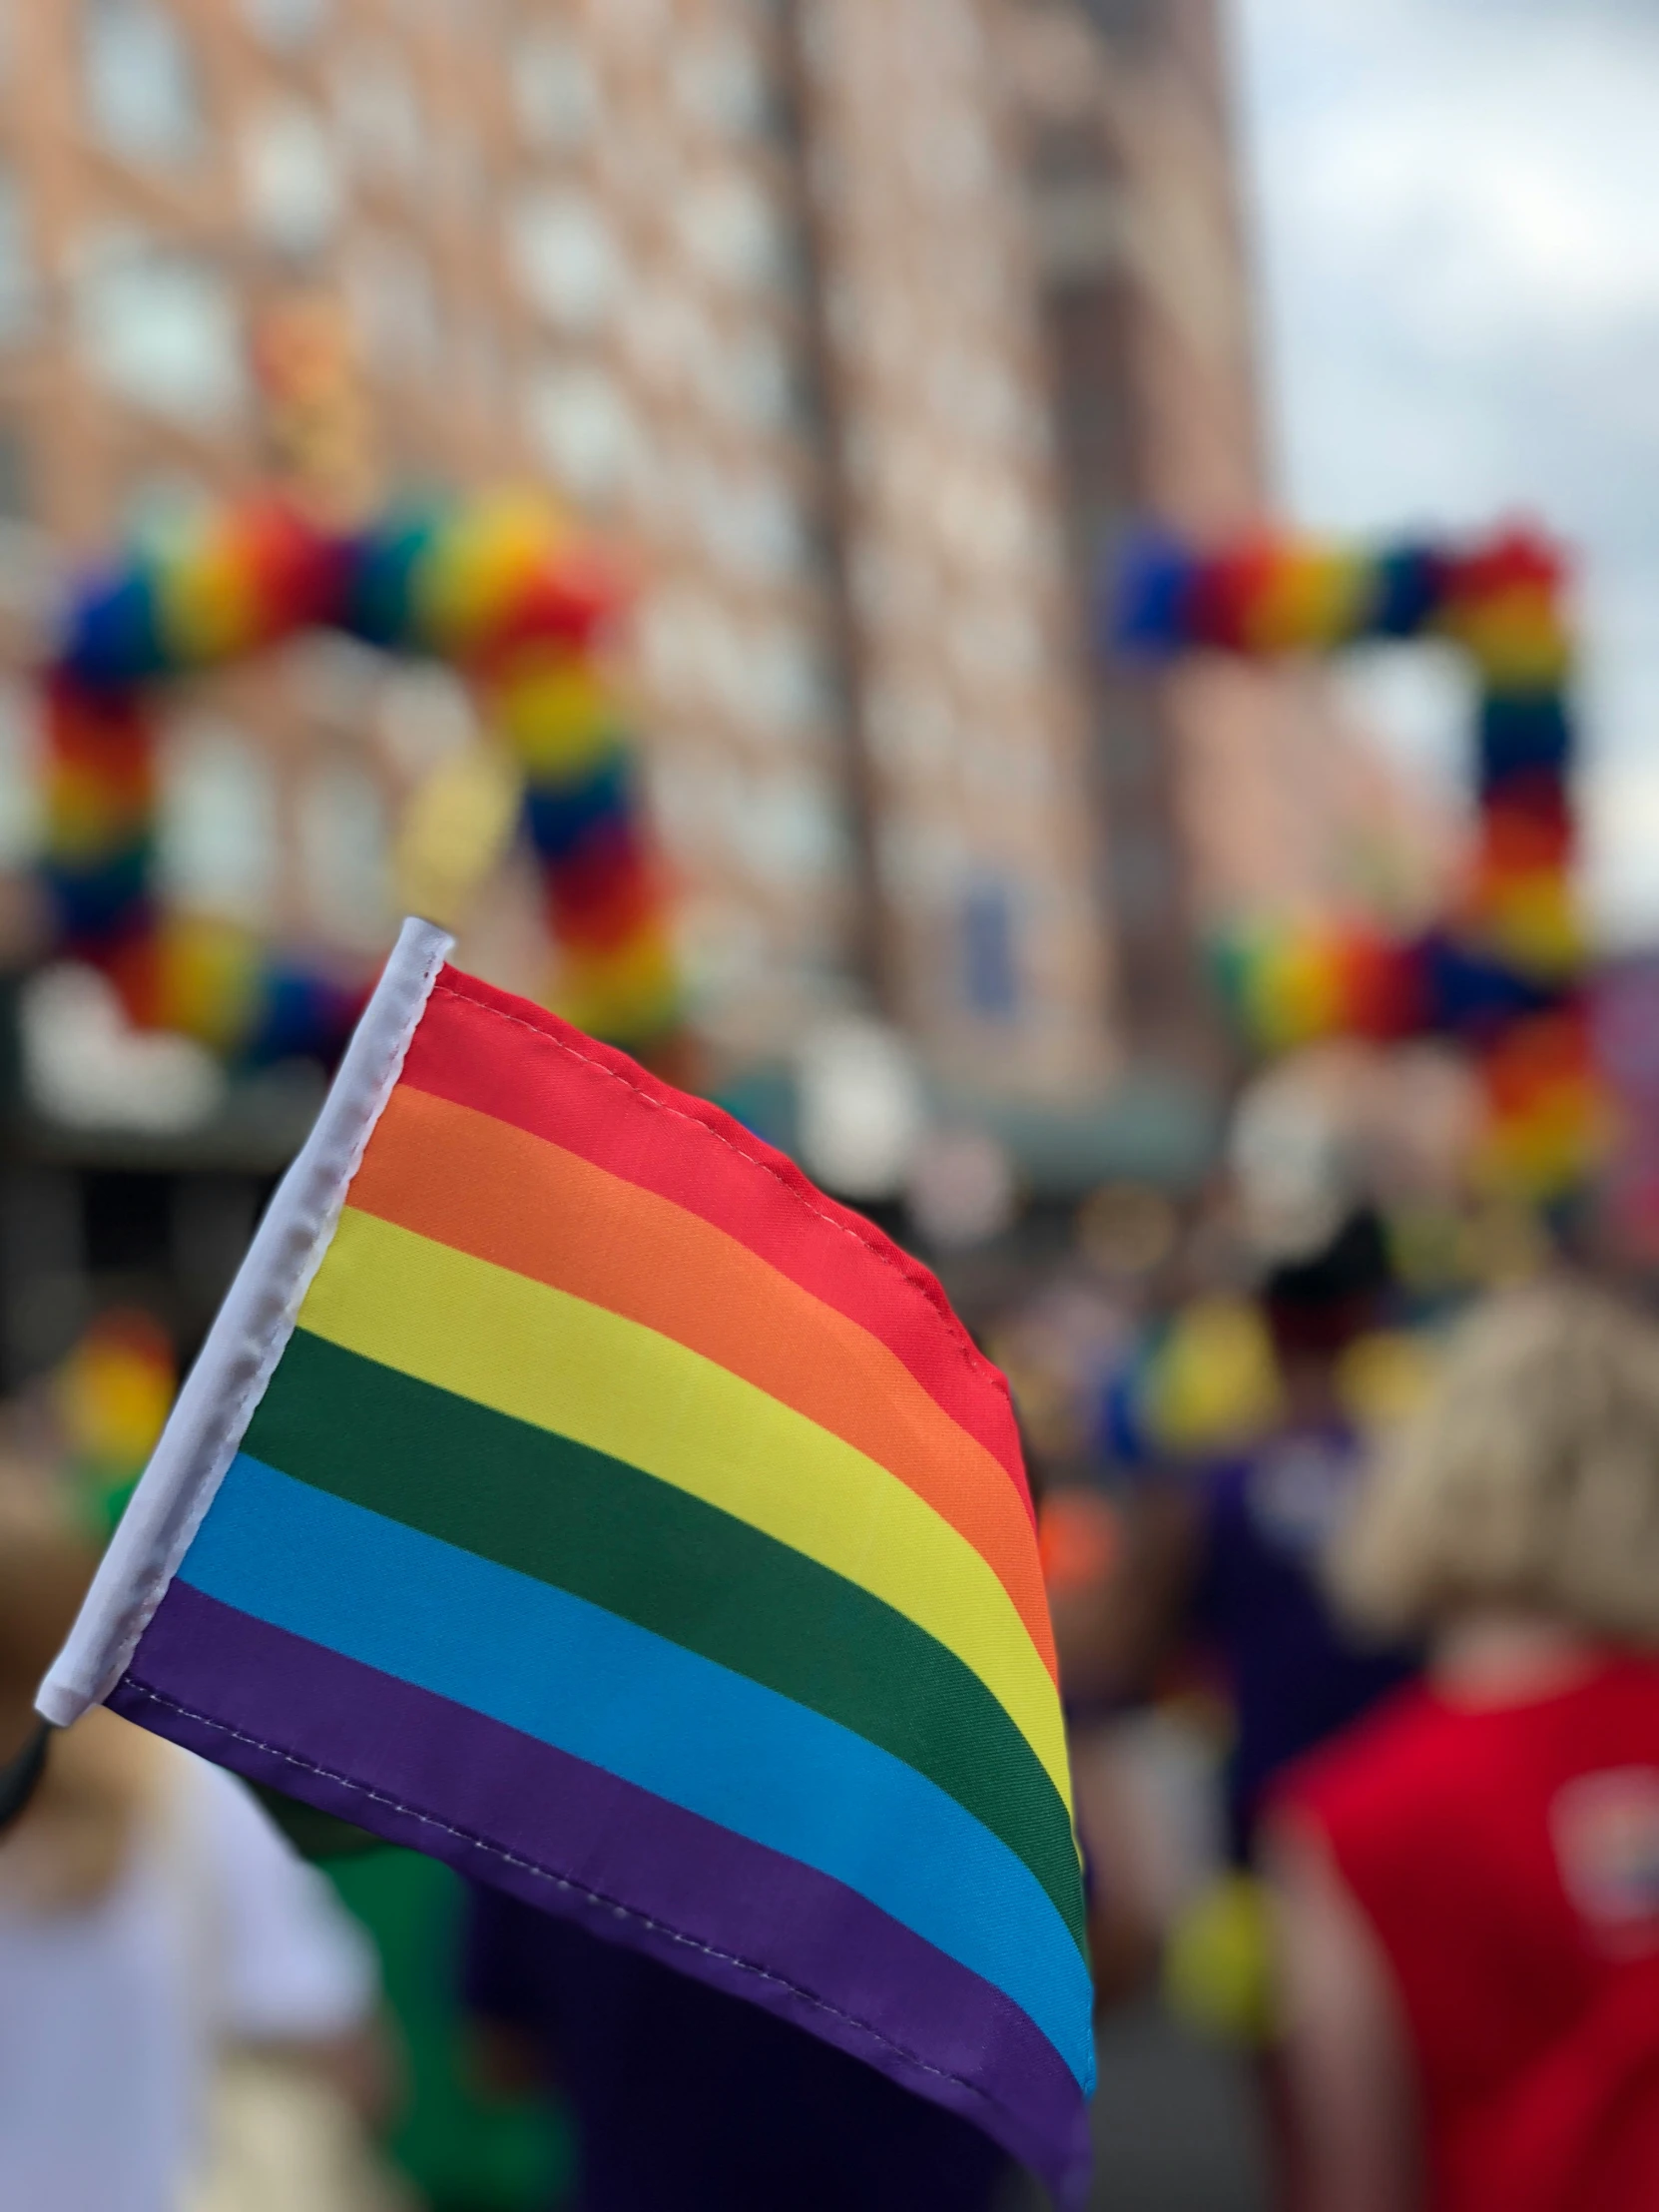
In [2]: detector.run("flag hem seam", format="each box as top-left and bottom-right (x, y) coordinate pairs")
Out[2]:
(37, 914), (455, 1725)
(117, 1670), (1066, 2114)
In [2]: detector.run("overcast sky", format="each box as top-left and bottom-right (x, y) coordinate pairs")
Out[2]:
(1231, 0), (1659, 942)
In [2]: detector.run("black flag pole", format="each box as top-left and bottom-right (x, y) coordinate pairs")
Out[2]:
(0, 1718), (50, 1834)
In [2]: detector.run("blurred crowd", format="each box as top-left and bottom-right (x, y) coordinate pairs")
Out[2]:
(7, 1047), (1659, 2212)
(0, 0), (1655, 2203)
(984, 1054), (1659, 2212)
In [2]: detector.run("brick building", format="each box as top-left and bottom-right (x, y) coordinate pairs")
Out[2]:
(999, 0), (1444, 1068)
(0, 0), (1442, 1377)
(0, 0), (1124, 1105)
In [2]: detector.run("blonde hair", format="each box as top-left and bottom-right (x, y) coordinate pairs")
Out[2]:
(1333, 1278), (1659, 1645)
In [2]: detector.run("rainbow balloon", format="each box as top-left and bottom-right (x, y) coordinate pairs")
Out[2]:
(41, 493), (676, 1064)
(1113, 524), (1599, 1201)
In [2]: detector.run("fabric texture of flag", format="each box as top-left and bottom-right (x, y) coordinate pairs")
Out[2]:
(41, 917), (1093, 2196)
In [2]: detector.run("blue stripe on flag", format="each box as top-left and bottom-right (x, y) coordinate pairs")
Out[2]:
(182, 1451), (1095, 2088)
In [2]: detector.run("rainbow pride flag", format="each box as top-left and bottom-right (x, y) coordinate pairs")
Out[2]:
(41, 920), (1092, 2193)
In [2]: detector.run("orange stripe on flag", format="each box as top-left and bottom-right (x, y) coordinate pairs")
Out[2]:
(353, 1083), (1058, 1681)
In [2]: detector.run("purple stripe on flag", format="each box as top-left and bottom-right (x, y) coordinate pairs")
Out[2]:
(112, 1579), (1091, 2201)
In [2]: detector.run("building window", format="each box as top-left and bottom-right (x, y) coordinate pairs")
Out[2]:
(722, 323), (795, 430)
(734, 771), (846, 886)
(512, 32), (599, 150)
(344, 231), (439, 384)
(621, 284), (718, 396)
(672, 32), (771, 137)
(0, 676), (40, 866)
(241, 100), (341, 260)
(635, 585), (744, 712)
(1078, 0), (1158, 50)
(330, 45), (422, 187)
(242, 0), (327, 47)
(0, 164), (34, 342)
(649, 755), (718, 865)
(158, 719), (279, 926)
(82, 0), (203, 167)
(961, 881), (1021, 1019)
(877, 815), (967, 911)
(675, 170), (785, 291)
(298, 759), (391, 950)
(747, 622), (833, 737)
(507, 190), (621, 330)
(522, 362), (640, 505)
(0, 425), (28, 520)
(695, 463), (807, 581)
(75, 230), (245, 425)
(1109, 829), (1174, 928)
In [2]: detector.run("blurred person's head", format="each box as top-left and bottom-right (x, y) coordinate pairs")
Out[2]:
(1333, 1277), (1659, 1650)
(0, 1470), (154, 1914)
(1263, 1206), (1393, 1418)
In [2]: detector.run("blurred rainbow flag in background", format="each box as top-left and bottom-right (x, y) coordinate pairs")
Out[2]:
(40, 919), (1092, 2199)
(54, 1309), (176, 1540)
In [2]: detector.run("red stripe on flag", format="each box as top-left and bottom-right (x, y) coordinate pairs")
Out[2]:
(399, 967), (1033, 1517)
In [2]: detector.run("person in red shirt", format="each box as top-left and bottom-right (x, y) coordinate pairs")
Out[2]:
(1267, 1277), (1659, 2212)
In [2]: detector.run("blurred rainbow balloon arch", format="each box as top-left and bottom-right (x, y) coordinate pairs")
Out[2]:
(1112, 523), (1599, 1201)
(41, 492), (676, 1068)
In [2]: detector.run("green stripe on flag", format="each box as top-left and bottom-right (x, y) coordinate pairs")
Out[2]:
(246, 1327), (1084, 1954)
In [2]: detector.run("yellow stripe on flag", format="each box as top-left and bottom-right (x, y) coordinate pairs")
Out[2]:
(299, 1206), (1072, 1811)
